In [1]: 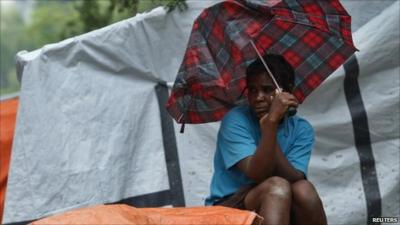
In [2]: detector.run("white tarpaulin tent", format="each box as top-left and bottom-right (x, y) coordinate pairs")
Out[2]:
(4, 0), (399, 224)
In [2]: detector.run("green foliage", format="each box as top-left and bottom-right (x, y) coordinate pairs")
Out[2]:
(1, 68), (20, 96)
(0, 6), (24, 91)
(62, 0), (187, 39)
(164, 0), (188, 12)
(1, 0), (76, 94)
(25, 1), (78, 48)
(0, 0), (187, 96)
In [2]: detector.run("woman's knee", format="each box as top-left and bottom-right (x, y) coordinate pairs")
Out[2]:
(291, 180), (321, 206)
(259, 176), (291, 199)
(244, 177), (292, 211)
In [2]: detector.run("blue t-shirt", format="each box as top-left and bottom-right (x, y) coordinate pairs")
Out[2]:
(205, 105), (314, 205)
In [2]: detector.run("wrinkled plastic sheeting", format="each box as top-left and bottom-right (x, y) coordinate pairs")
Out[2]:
(29, 205), (261, 225)
(298, 2), (400, 224)
(4, 0), (399, 224)
(5, 1), (221, 223)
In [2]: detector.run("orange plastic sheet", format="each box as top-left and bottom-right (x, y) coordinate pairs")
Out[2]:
(30, 204), (262, 225)
(0, 97), (19, 225)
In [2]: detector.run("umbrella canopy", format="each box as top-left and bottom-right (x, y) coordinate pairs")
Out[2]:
(167, 0), (357, 124)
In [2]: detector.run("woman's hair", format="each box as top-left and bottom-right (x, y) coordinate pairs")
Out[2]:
(246, 54), (295, 92)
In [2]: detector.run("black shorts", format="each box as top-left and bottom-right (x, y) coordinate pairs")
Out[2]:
(213, 186), (254, 210)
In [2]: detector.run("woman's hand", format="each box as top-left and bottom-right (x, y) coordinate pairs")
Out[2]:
(260, 90), (298, 126)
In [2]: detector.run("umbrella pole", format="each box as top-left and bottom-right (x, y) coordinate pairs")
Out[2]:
(249, 40), (282, 93)
(249, 40), (297, 117)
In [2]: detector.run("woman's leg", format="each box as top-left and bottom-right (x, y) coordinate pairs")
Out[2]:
(291, 180), (327, 225)
(244, 176), (292, 225)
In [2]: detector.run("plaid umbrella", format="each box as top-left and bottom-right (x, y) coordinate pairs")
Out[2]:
(167, 0), (357, 124)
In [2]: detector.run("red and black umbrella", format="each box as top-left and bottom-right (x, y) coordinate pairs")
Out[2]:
(167, 0), (357, 124)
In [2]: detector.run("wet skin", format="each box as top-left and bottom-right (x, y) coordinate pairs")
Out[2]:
(246, 72), (298, 122)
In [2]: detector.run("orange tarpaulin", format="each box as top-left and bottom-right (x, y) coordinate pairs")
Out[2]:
(0, 97), (19, 225)
(30, 204), (262, 225)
